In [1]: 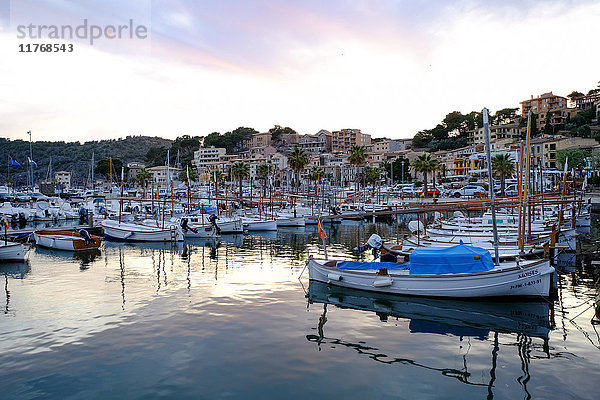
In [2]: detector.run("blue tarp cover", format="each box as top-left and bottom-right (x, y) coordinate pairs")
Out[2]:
(409, 244), (494, 275)
(336, 261), (410, 271)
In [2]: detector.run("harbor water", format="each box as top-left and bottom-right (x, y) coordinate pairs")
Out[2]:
(1, 221), (599, 399)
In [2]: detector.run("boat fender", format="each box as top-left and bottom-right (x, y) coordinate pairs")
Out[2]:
(373, 277), (393, 287)
(327, 273), (342, 282)
(124, 231), (134, 239)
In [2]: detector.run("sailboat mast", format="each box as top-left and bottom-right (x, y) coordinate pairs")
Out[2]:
(483, 108), (499, 265)
(27, 130), (34, 190)
(91, 152), (95, 191)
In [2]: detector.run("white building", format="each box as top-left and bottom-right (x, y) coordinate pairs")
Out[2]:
(193, 147), (226, 170)
(148, 166), (181, 186)
(54, 171), (71, 190)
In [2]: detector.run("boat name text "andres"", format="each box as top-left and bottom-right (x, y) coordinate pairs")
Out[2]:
(518, 269), (539, 279)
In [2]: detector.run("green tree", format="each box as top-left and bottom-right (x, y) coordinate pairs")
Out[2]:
(364, 166), (380, 186)
(308, 165), (324, 183)
(494, 108), (520, 125)
(412, 153), (438, 197)
(231, 162), (250, 198)
(391, 157), (411, 183)
(95, 158), (125, 181)
(136, 168), (152, 198)
(257, 163), (273, 196)
(557, 149), (591, 170)
(145, 147), (169, 166)
(287, 146), (309, 193)
(179, 166), (198, 183)
(491, 154), (515, 196)
(269, 125), (297, 146)
(348, 145), (368, 202)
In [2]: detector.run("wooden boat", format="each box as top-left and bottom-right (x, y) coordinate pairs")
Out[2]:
(101, 220), (184, 242)
(308, 243), (554, 298)
(0, 240), (29, 262)
(33, 229), (101, 251)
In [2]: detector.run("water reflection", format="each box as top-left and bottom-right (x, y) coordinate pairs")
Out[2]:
(307, 281), (553, 397)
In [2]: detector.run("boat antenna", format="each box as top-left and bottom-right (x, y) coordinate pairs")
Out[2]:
(483, 108), (499, 265)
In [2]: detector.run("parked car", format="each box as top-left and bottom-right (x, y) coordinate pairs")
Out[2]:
(417, 186), (441, 197)
(495, 184), (518, 197)
(451, 185), (486, 198)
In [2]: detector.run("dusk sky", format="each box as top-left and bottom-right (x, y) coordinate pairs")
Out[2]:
(1, 0), (599, 142)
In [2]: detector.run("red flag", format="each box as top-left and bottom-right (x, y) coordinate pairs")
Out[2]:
(318, 220), (327, 239)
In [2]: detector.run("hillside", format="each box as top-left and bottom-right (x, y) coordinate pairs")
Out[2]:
(0, 135), (173, 187)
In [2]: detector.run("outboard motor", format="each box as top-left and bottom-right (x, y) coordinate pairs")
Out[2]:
(79, 207), (88, 224)
(352, 234), (397, 262)
(208, 214), (221, 234)
(180, 218), (198, 234)
(78, 229), (93, 245)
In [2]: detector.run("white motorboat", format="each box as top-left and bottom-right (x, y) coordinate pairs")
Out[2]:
(0, 240), (29, 262)
(181, 215), (243, 233)
(308, 243), (554, 298)
(101, 219), (184, 242)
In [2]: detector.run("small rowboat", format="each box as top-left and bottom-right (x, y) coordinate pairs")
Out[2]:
(33, 229), (101, 251)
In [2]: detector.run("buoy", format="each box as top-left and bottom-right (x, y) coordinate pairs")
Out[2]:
(327, 273), (342, 281)
(373, 277), (393, 287)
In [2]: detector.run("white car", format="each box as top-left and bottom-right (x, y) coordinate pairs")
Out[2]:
(451, 185), (486, 198)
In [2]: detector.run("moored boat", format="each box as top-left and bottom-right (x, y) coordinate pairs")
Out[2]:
(0, 241), (29, 262)
(101, 220), (184, 242)
(308, 243), (554, 298)
(32, 229), (101, 251)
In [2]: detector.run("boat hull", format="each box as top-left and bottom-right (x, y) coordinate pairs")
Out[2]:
(308, 257), (554, 298)
(33, 230), (101, 251)
(276, 217), (306, 227)
(0, 242), (27, 262)
(101, 220), (184, 242)
(243, 219), (278, 231)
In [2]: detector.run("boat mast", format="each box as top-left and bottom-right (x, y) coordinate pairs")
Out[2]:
(27, 130), (34, 190)
(524, 112), (532, 243)
(91, 152), (95, 192)
(483, 108), (499, 265)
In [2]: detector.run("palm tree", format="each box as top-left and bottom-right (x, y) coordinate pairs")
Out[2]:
(136, 168), (152, 199)
(364, 166), (380, 186)
(348, 145), (368, 203)
(413, 153), (438, 197)
(287, 146), (309, 193)
(231, 162), (250, 199)
(492, 154), (515, 197)
(364, 166), (380, 201)
(308, 166), (325, 209)
(257, 163), (273, 197)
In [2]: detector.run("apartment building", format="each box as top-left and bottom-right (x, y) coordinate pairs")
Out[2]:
(531, 135), (597, 170)
(193, 147), (226, 169)
(520, 92), (568, 117)
(127, 162), (146, 183)
(331, 129), (371, 153)
(54, 171), (71, 190)
(298, 130), (332, 153)
(468, 123), (523, 146)
(148, 166), (181, 185)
